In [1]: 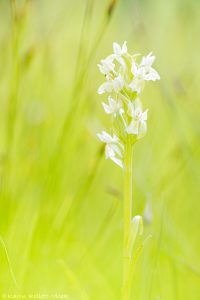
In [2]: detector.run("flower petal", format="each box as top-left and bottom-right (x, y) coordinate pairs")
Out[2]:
(122, 41), (127, 54)
(113, 42), (122, 55)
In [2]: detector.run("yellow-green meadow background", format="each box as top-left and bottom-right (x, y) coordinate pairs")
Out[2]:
(0, 0), (200, 299)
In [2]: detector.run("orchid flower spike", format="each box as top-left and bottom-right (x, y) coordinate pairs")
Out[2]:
(97, 41), (160, 168)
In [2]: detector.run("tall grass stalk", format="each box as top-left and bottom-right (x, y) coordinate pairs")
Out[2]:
(122, 140), (133, 300)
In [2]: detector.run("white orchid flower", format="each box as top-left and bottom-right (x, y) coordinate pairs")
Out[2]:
(140, 53), (160, 81)
(97, 55), (115, 78)
(102, 96), (124, 117)
(140, 52), (155, 68)
(140, 53), (160, 77)
(97, 131), (124, 168)
(129, 62), (146, 93)
(129, 53), (160, 93)
(112, 41), (128, 69)
(105, 143), (123, 168)
(126, 100), (148, 137)
(97, 42), (128, 82)
(98, 74), (124, 94)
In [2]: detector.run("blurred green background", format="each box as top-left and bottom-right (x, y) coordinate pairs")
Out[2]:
(0, 0), (200, 299)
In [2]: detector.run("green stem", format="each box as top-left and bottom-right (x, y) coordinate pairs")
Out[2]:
(122, 139), (133, 300)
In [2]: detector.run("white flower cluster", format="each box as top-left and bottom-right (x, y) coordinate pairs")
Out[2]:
(97, 42), (160, 168)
